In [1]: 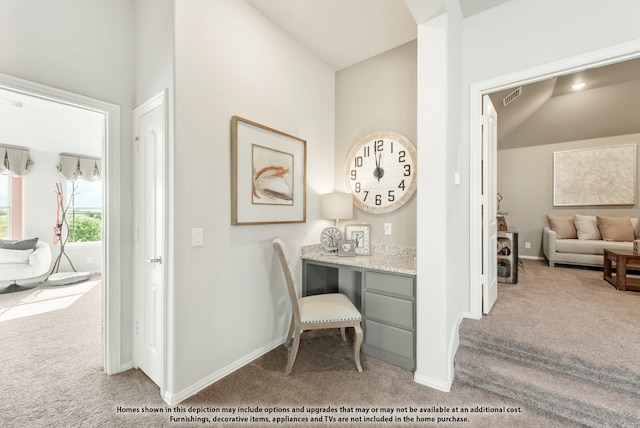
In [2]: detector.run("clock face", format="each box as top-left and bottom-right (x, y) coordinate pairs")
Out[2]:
(344, 131), (417, 214)
(320, 227), (342, 251)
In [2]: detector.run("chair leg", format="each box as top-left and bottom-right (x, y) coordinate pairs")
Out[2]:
(284, 319), (294, 348)
(353, 322), (363, 372)
(340, 327), (346, 341)
(285, 329), (301, 376)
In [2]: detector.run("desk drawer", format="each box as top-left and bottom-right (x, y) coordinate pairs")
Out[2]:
(365, 271), (414, 298)
(365, 292), (413, 329)
(364, 319), (414, 361)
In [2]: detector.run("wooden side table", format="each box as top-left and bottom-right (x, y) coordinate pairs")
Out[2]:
(603, 249), (640, 291)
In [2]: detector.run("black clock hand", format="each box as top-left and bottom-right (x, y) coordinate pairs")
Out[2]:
(373, 154), (384, 182)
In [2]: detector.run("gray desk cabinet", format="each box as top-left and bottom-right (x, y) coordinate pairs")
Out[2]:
(302, 258), (416, 371)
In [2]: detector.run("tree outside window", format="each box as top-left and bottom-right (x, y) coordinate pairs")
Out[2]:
(66, 180), (102, 243)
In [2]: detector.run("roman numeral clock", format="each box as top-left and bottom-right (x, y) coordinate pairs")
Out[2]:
(344, 131), (417, 214)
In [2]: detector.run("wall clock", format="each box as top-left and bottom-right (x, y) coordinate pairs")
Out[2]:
(344, 131), (417, 214)
(320, 226), (343, 252)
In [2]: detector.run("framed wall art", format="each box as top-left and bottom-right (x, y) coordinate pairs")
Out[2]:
(231, 116), (306, 225)
(344, 223), (370, 255)
(553, 144), (636, 206)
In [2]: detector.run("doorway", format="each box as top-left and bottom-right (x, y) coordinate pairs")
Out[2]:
(0, 72), (122, 374)
(469, 42), (640, 319)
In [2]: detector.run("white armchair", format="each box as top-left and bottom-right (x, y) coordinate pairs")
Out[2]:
(0, 240), (52, 293)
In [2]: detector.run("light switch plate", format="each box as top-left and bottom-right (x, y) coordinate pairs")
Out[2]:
(192, 228), (204, 247)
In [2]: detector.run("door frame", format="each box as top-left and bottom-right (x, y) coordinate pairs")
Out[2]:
(0, 72), (122, 374)
(133, 89), (168, 396)
(468, 40), (640, 319)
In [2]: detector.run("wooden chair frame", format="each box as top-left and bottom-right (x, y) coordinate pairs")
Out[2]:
(272, 238), (363, 375)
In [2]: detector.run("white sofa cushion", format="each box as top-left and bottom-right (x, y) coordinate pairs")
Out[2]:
(0, 248), (34, 264)
(574, 215), (601, 240)
(555, 239), (632, 255)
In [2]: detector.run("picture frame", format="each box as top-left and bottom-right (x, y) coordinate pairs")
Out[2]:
(553, 144), (636, 206)
(231, 116), (306, 225)
(497, 215), (508, 232)
(344, 224), (370, 255)
(338, 239), (356, 257)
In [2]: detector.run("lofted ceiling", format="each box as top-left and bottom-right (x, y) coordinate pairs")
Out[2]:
(0, 89), (102, 157)
(489, 58), (640, 150)
(2, 0), (636, 157)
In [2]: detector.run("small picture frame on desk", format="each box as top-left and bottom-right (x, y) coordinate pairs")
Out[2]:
(345, 224), (370, 255)
(338, 239), (356, 257)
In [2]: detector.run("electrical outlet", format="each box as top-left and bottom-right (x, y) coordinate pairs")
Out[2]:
(384, 223), (392, 235)
(525, 242), (531, 249)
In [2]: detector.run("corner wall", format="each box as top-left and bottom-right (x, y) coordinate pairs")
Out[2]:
(171, 0), (335, 400)
(335, 41), (417, 246)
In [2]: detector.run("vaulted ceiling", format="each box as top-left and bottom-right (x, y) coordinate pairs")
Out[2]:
(2, 0), (637, 156)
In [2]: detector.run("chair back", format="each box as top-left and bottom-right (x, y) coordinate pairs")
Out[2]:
(272, 238), (301, 325)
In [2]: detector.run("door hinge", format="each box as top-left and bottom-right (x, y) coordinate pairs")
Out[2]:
(135, 320), (139, 336)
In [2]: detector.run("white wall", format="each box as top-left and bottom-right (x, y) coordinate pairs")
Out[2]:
(170, 0), (335, 400)
(23, 150), (102, 273)
(0, 0), (135, 364)
(412, 0), (640, 391)
(412, 0), (465, 392)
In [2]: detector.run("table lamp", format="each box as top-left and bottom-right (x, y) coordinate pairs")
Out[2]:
(321, 193), (353, 226)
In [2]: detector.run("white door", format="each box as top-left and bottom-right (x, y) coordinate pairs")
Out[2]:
(133, 91), (167, 387)
(482, 95), (498, 314)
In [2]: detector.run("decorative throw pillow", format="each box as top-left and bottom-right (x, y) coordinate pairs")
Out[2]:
(0, 248), (34, 264)
(574, 214), (601, 240)
(596, 216), (635, 242)
(0, 237), (38, 250)
(546, 215), (577, 239)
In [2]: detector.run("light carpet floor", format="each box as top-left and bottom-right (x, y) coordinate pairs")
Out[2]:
(3, 261), (635, 427)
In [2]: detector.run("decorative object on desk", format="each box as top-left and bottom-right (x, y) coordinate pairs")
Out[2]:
(320, 226), (342, 252)
(497, 215), (508, 232)
(345, 223), (370, 255)
(338, 239), (356, 257)
(320, 192), (353, 226)
(553, 144), (635, 206)
(344, 131), (417, 214)
(231, 116), (306, 225)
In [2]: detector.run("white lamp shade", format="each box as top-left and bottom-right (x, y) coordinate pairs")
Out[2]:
(321, 193), (353, 221)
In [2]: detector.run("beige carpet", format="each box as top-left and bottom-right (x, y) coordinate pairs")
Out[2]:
(4, 261), (632, 427)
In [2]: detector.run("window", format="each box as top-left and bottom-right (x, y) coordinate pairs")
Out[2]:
(0, 174), (8, 238)
(66, 180), (102, 243)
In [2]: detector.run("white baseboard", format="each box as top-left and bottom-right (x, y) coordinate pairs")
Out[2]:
(413, 372), (452, 392)
(162, 335), (286, 405)
(519, 255), (544, 260)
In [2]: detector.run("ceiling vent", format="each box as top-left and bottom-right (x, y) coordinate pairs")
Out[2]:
(502, 86), (522, 107)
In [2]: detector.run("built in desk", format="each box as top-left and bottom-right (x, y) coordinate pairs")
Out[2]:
(301, 244), (417, 371)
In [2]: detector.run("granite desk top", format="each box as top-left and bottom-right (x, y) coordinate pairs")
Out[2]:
(301, 244), (416, 276)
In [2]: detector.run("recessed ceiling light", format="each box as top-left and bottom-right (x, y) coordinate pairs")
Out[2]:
(571, 82), (586, 91)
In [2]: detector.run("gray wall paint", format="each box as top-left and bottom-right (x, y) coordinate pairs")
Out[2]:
(335, 40), (417, 247)
(498, 133), (640, 258)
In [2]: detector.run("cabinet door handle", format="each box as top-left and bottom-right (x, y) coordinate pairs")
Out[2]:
(145, 257), (162, 265)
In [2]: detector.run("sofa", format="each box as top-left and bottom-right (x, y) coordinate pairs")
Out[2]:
(0, 238), (51, 292)
(543, 214), (638, 268)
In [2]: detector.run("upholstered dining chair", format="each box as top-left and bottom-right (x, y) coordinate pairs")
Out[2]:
(272, 238), (363, 375)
